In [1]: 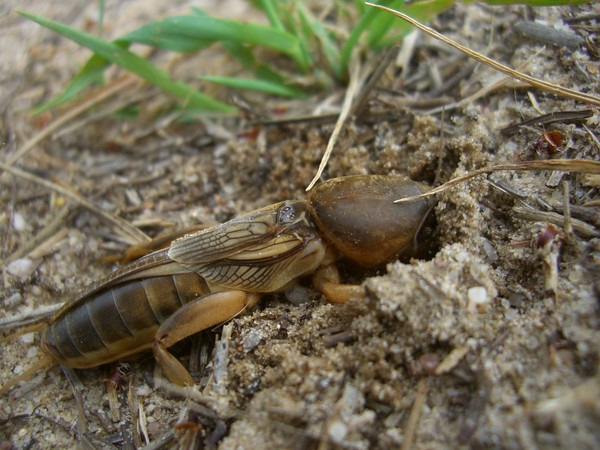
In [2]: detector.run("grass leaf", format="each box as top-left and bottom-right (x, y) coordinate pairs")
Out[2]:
(125, 15), (310, 71)
(376, 0), (454, 48)
(340, 0), (406, 75)
(201, 75), (308, 98)
(256, 0), (286, 31)
(17, 10), (236, 113)
(32, 53), (111, 114)
(295, 2), (343, 80)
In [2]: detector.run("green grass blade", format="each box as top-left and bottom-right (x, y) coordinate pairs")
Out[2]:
(18, 10), (236, 113)
(124, 15), (310, 71)
(221, 41), (289, 85)
(122, 17), (216, 52)
(295, 1), (343, 80)
(342, 0), (457, 71)
(257, 0), (286, 31)
(27, 8), (310, 112)
(201, 75), (308, 98)
(220, 39), (313, 97)
(365, 0), (408, 48)
(340, 0), (405, 75)
(372, 0), (454, 49)
(32, 53), (112, 114)
(97, 0), (105, 36)
(256, 1), (313, 70)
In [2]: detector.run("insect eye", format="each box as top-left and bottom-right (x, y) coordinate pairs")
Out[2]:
(277, 204), (297, 223)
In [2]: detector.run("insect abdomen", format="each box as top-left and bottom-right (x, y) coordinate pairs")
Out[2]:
(41, 273), (209, 368)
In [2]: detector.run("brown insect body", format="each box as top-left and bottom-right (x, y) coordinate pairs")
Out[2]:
(42, 271), (210, 368)
(3, 175), (431, 390)
(42, 199), (323, 371)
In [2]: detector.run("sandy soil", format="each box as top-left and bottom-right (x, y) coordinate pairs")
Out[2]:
(1, 1), (599, 449)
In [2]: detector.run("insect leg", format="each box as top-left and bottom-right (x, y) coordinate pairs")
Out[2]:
(312, 265), (365, 304)
(153, 290), (260, 386)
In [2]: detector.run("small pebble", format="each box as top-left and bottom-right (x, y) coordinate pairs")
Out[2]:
(146, 421), (160, 436)
(136, 384), (152, 397)
(241, 330), (263, 352)
(419, 353), (440, 375)
(328, 420), (347, 441)
(12, 213), (26, 232)
(20, 333), (35, 344)
(7, 258), (35, 279)
(30, 285), (42, 296)
(508, 292), (526, 308)
(5, 292), (22, 307)
(284, 284), (311, 304)
(467, 286), (489, 312)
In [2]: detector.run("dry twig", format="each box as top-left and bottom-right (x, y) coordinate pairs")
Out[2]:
(0, 160), (149, 244)
(366, 4), (600, 107)
(401, 379), (428, 450)
(5, 75), (140, 166)
(306, 59), (366, 191)
(393, 159), (600, 204)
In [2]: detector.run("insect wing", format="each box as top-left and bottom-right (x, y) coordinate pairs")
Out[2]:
(167, 203), (284, 270)
(168, 201), (320, 292)
(194, 231), (310, 291)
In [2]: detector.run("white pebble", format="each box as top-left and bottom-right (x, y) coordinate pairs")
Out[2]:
(213, 340), (229, 384)
(20, 332), (35, 344)
(284, 284), (311, 304)
(136, 383), (152, 397)
(5, 292), (22, 307)
(328, 420), (347, 441)
(12, 213), (26, 231)
(467, 286), (489, 312)
(7, 258), (35, 278)
(30, 285), (43, 296)
(241, 330), (263, 352)
(455, 251), (469, 263)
